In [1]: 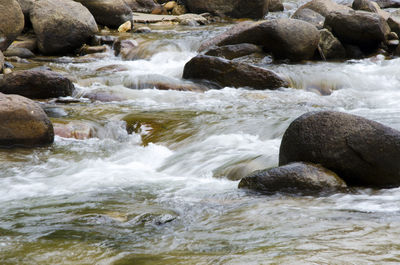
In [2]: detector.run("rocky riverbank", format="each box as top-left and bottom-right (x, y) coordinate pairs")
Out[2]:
(2, 0), (400, 193)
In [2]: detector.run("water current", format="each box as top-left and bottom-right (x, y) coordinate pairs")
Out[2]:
(3, 2), (400, 264)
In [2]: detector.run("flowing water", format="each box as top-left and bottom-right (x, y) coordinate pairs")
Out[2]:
(3, 4), (400, 264)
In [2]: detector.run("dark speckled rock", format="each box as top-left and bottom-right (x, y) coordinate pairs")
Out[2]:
(239, 162), (347, 195)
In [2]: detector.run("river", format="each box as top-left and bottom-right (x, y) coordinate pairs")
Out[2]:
(2, 3), (400, 264)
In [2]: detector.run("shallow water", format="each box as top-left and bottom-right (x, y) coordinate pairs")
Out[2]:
(3, 7), (400, 265)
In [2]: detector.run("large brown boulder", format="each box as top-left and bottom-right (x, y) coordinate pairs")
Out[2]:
(184, 0), (269, 19)
(238, 162), (347, 195)
(124, 0), (159, 13)
(0, 93), (54, 147)
(30, 0), (98, 55)
(324, 10), (390, 50)
(75, 0), (133, 28)
(0, 0), (25, 51)
(182, 55), (288, 90)
(0, 70), (74, 99)
(279, 111), (400, 188)
(199, 19), (320, 61)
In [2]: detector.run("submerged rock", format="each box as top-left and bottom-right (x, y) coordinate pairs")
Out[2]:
(30, 0), (98, 55)
(0, 93), (54, 147)
(0, 0), (25, 51)
(279, 111), (400, 188)
(184, 0), (269, 19)
(239, 162), (347, 195)
(182, 55), (288, 90)
(113, 39), (139, 60)
(75, 0), (133, 28)
(0, 70), (74, 99)
(53, 122), (95, 140)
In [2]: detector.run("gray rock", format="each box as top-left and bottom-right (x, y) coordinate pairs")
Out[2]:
(0, 93), (54, 147)
(124, 0), (159, 13)
(31, 0), (98, 55)
(199, 19), (320, 61)
(182, 55), (288, 90)
(292, 8), (325, 29)
(318, 29), (346, 59)
(204, 43), (263, 60)
(4, 47), (35, 58)
(0, 70), (74, 99)
(239, 162), (347, 195)
(0, 0), (25, 51)
(279, 111), (400, 188)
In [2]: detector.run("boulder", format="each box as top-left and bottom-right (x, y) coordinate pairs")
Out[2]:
(199, 19), (320, 61)
(291, 8), (325, 29)
(4, 47), (35, 58)
(204, 43), (263, 59)
(124, 0), (159, 13)
(279, 111), (400, 188)
(352, 0), (380, 12)
(184, 0), (269, 19)
(16, 0), (35, 16)
(0, 0), (25, 51)
(30, 0), (98, 55)
(324, 10), (390, 50)
(238, 162), (347, 195)
(182, 55), (288, 90)
(75, 0), (133, 28)
(318, 29), (346, 59)
(0, 93), (54, 147)
(374, 0), (400, 8)
(0, 70), (74, 99)
(269, 0), (284, 12)
(293, 0), (351, 18)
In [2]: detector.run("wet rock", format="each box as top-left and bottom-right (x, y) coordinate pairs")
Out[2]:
(83, 91), (124, 102)
(3, 47), (34, 58)
(387, 16), (400, 36)
(324, 10), (390, 51)
(293, 0), (351, 18)
(3, 68), (12, 75)
(118, 21), (133, 33)
(182, 55), (288, 90)
(148, 81), (207, 92)
(199, 19), (320, 61)
(291, 8), (325, 29)
(10, 37), (37, 52)
(0, 0), (25, 51)
(239, 162), (347, 195)
(0, 93), (54, 147)
(279, 111), (400, 188)
(134, 26), (152, 33)
(0, 70), (74, 99)
(124, 0), (160, 13)
(318, 29), (346, 59)
(31, 0), (98, 55)
(75, 0), (133, 28)
(172, 5), (187, 15)
(344, 44), (364, 58)
(113, 39), (139, 60)
(269, 0), (284, 12)
(91, 35), (118, 46)
(185, 0), (269, 19)
(79, 44), (107, 55)
(205, 43), (263, 60)
(53, 122), (94, 140)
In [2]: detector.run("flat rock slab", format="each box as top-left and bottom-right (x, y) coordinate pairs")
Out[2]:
(132, 12), (206, 24)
